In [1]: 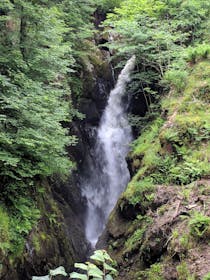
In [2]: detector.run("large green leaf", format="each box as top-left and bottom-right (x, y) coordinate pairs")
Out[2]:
(102, 250), (113, 261)
(105, 275), (114, 280)
(90, 250), (106, 263)
(104, 263), (117, 273)
(74, 263), (88, 271)
(88, 263), (103, 278)
(32, 276), (50, 280)
(49, 266), (67, 276)
(70, 272), (88, 280)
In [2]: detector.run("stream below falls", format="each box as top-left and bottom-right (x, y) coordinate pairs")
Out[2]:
(81, 56), (136, 246)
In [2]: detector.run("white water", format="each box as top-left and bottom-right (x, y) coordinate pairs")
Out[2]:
(82, 56), (136, 246)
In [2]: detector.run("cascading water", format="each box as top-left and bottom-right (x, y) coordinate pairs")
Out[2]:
(82, 56), (136, 246)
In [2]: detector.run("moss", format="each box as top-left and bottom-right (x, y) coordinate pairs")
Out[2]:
(146, 263), (164, 280)
(0, 196), (41, 262)
(32, 235), (41, 252)
(122, 177), (155, 208)
(124, 216), (152, 254)
(125, 228), (145, 252)
(0, 206), (10, 255)
(131, 117), (163, 160)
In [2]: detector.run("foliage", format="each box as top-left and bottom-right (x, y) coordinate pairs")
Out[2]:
(186, 43), (210, 63)
(124, 216), (152, 253)
(123, 177), (155, 208)
(189, 212), (210, 239)
(145, 263), (164, 280)
(203, 272), (210, 280)
(0, 195), (42, 259)
(97, 0), (122, 12)
(0, 206), (10, 254)
(176, 262), (195, 280)
(126, 60), (210, 193)
(0, 0), (100, 261)
(131, 118), (163, 158)
(164, 68), (188, 92)
(70, 250), (117, 280)
(32, 250), (117, 280)
(103, 0), (210, 123)
(32, 266), (67, 280)
(0, 1), (76, 198)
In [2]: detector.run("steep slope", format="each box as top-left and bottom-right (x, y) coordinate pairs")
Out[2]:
(99, 60), (210, 280)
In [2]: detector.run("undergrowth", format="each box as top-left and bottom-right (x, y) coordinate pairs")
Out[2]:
(0, 195), (41, 261)
(124, 59), (210, 207)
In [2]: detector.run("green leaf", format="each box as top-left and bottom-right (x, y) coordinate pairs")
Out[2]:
(32, 276), (50, 280)
(105, 275), (114, 280)
(70, 272), (88, 280)
(101, 250), (113, 261)
(90, 254), (104, 263)
(88, 263), (103, 278)
(74, 263), (88, 271)
(104, 263), (117, 272)
(90, 250), (105, 263)
(49, 266), (67, 276)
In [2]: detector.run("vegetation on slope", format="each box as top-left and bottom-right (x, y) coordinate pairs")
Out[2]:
(99, 1), (210, 279)
(105, 58), (210, 280)
(104, 0), (210, 129)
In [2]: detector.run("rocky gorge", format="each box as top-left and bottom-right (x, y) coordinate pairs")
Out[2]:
(0, 1), (209, 280)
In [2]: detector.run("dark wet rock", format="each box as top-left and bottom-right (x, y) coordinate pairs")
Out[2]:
(79, 98), (100, 125)
(0, 179), (90, 280)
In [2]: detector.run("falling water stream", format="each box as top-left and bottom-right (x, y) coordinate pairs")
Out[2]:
(82, 56), (136, 246)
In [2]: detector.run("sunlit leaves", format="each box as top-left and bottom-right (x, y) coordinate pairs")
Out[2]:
(33, 250), (117, 280)
(49, 266), (68, 277)
(69, 250), (116, 280)
(32, 276), (50, 280)
(0, 1), (78, 199)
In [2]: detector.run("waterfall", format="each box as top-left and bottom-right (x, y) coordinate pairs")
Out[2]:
(82, 56), (136, 246)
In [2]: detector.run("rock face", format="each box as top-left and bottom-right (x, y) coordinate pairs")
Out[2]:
(0, 179), (89, 280)
(69, 46), (114, 168)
